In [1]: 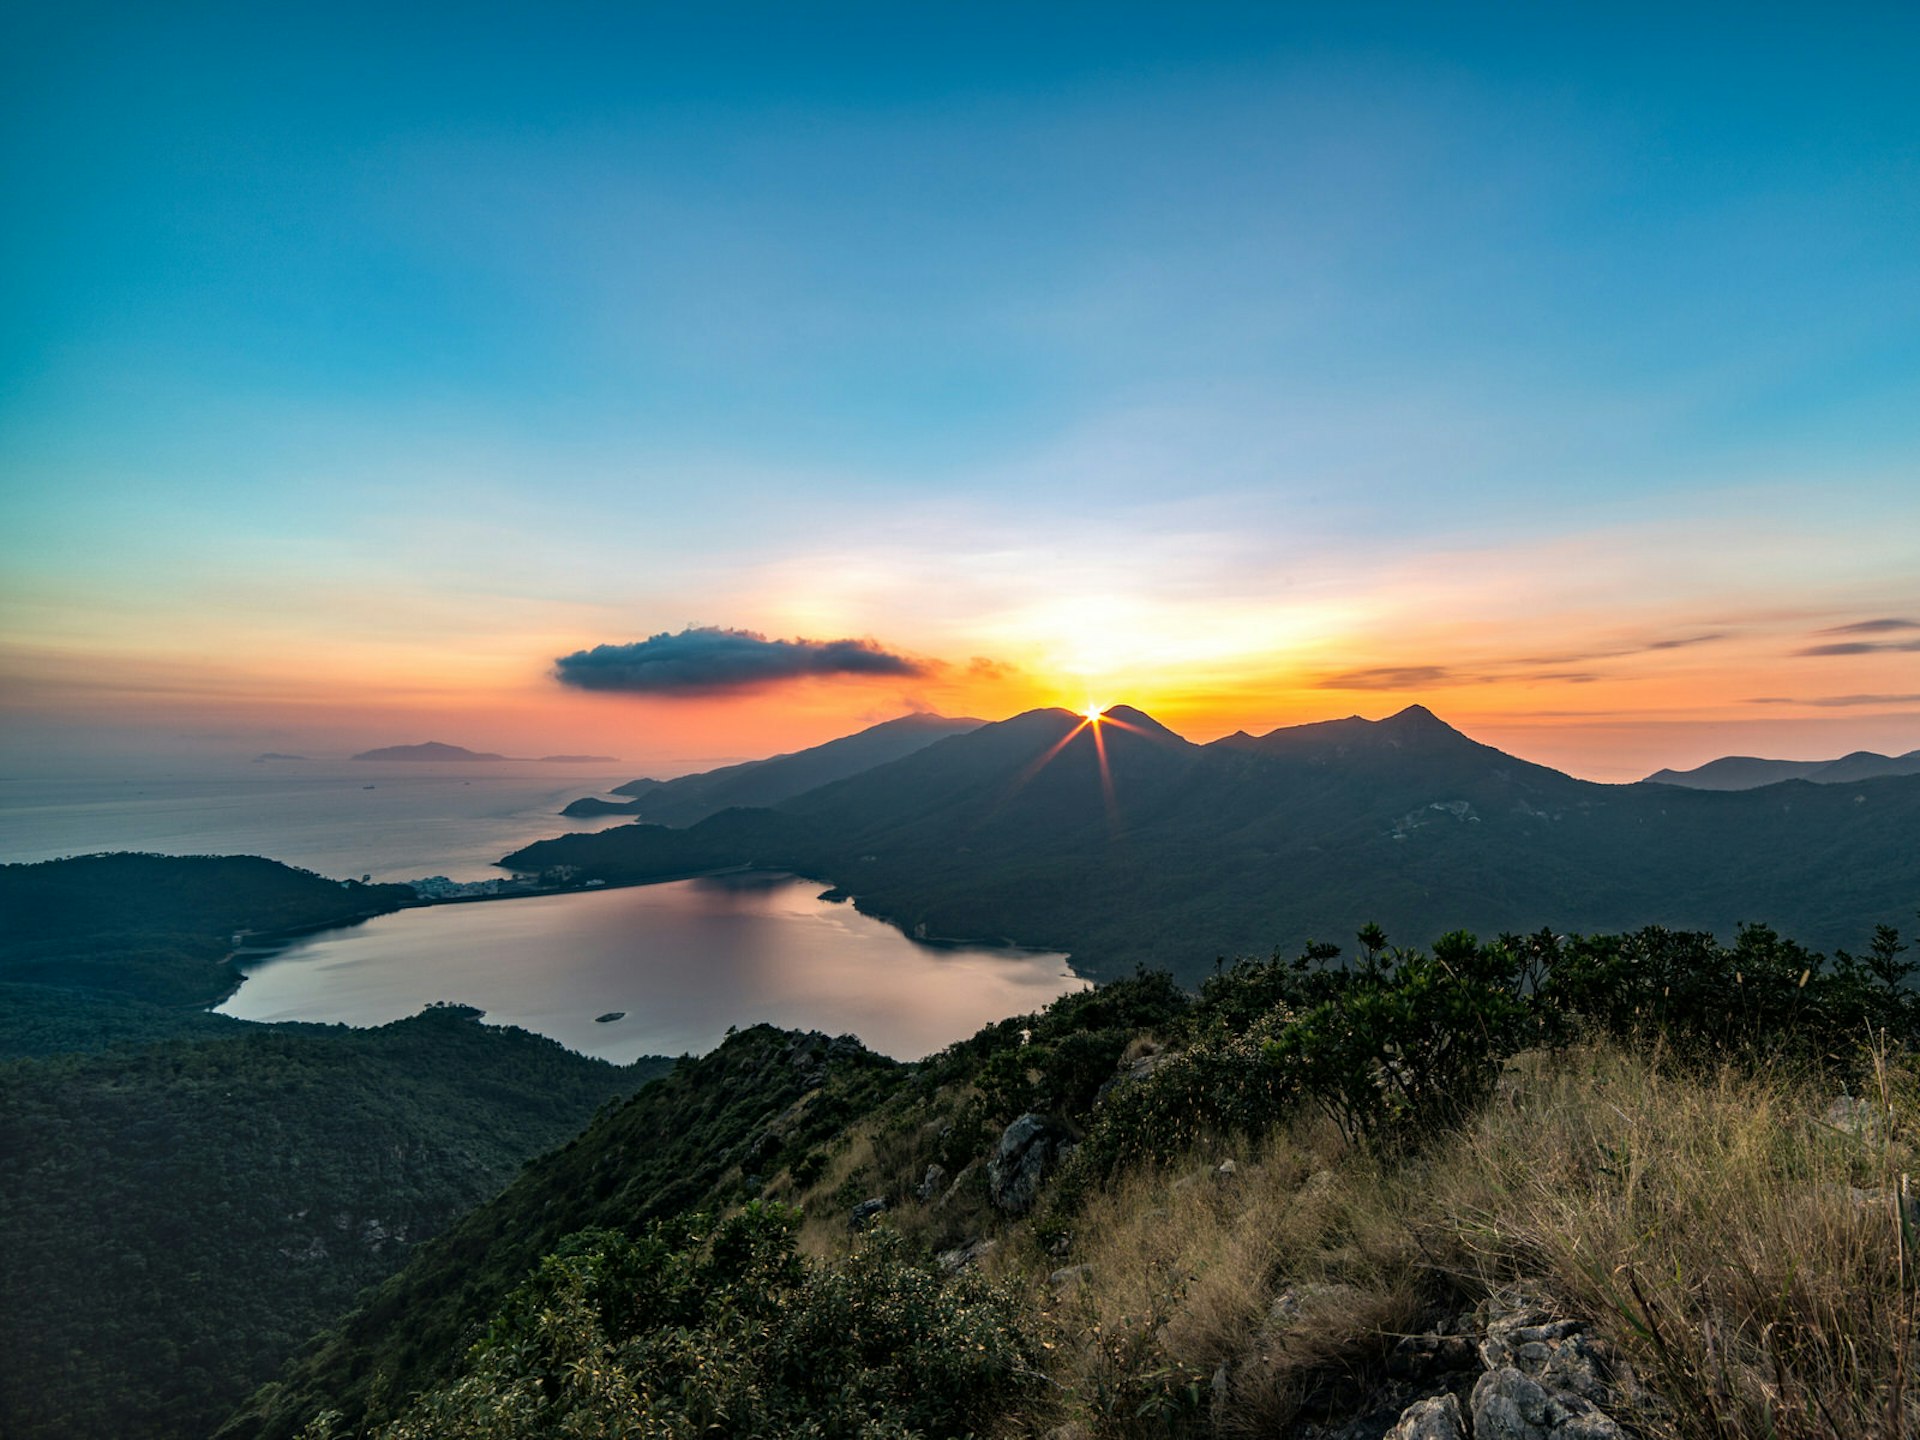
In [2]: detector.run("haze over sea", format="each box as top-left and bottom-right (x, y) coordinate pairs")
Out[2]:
(0, 759), (641, 882)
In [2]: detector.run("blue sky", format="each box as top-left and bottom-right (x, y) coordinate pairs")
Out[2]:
(3, 3), (1917, 777)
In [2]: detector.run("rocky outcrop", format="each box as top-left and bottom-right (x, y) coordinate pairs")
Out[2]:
(1471, 1366), (1622, 1440)
(1292, 1289), (1638, 1440)
(988, 1112), (1066, 1215)
(1386, 1394), (1466, 1440)
(915, 1163), (948, 1202)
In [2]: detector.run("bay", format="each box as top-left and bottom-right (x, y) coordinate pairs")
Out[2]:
(217, 873), (1086, 1061)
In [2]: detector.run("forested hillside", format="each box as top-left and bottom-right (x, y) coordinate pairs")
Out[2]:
(220, 1025), (902, 1440)
(0, 853), (416, 1007)
(0, 1005), (668, 1440)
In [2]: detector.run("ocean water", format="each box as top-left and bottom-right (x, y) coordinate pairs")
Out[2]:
(218, 874), (1085, 1061)
(0, 760), (640, 882)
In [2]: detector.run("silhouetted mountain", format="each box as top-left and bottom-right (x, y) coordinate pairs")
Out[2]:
(566, 712), (986, 824)
(1647, 747), (1920, 790)
(506, 705), (1920, 981)
(352, 741), (507, 761)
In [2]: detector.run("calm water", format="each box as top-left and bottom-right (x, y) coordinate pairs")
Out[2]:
(0, 762), (640, 882)
(217, 874), (1085, 1061)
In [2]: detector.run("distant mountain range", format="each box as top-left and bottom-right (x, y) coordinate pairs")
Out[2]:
(561, 713), (984, 823)
(1645, 748), (1920, 790)
(352, 742), (618, 763)
(505, 704), (1920, 982)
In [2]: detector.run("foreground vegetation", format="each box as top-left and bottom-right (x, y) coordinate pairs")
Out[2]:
(225, 918), (1920, 1440)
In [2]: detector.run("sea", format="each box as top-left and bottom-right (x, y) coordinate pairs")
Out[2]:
(0, 758), (643, 882)
(3, 757), (1086, 1060)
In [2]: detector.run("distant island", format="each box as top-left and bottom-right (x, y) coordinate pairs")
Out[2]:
(252, 752), (309, 762)
(352, 742), (618, 763)
(354, 742), (509, 762)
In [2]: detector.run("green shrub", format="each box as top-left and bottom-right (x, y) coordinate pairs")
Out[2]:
(371, 1205), (1039, 1440)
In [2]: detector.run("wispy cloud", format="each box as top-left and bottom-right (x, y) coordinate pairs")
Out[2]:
(1794, 640), (1920, 657)
(554, 626), (928, 696)
(1816, 618), (1920, 635)
(1747, 693), (1920, 707)
(1316, 632), (1722, 692)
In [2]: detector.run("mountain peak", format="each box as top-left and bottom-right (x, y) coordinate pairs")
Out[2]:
(1100, 704), (1184, 739)
(1382, 703), (1449, 730)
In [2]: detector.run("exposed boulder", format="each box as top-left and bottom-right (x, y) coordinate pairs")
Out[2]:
(1386, 1393), (1467, 1440)
(1048, 1264), (1092, 1295)
(915, 1163), (948, 1202)
(988, 1112), (1065, 1215)
(848, 1197), (887, 1231)
(935, 1237), (998, 1273)
(1471, 1366), (1624, 1440)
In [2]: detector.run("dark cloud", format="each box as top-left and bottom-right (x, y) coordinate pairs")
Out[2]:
(1794, 640), (1920, 657)
(1644, 632), (1728, 651)
(1317, 665), (1466, 691)
(1817, 618), (1920, 635)
(555, 627), (928, 696)
(1747, 694), (1920, 708)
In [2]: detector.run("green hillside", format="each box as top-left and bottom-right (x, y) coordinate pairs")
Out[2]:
(0, 852), (416, 1007)
(0, 1006), (669, 1440)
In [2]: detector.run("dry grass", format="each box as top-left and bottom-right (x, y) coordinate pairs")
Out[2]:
(775, 1040), (1920, 1439)
(1027, 1119), (1427, 1437)
(1420, 1043), (1920, 1440)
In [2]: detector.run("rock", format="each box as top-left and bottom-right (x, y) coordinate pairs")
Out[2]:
(915, 1163), (948, 1202)
(1215, 1159), (1239, 1182)
(1388, 1331), (1479, 1381)
(1048, 1264), (1092, 1294)
(933, 1157), (981, 1210)
(1386, 1393), (1467, 1440)
(1095, 1050), (1169, 1102)
(1478, 1291), (1610, 1402)
(1471, 1366), (1624, 1440)
(1825, 1093), (1886, 1138)
(1268, 1281), (1363, 1326)
(989, 1112), (1064, 1215)
(848, 1197), (888, 1231)
(935, 1237), (997, 1273)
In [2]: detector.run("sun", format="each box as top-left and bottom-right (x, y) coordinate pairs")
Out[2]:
(1082, 702), (1110, 723)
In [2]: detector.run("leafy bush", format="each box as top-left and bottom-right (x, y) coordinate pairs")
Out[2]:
(1265, 930), (1533, 1145)
(367, 1205), (1039, 1440)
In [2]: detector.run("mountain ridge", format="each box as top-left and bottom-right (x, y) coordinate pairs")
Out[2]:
(503, 703), (1920, 979)
(1648, 745), (1920, 790)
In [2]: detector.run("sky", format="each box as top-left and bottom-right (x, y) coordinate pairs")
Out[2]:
(2, 3), (1917, 781)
